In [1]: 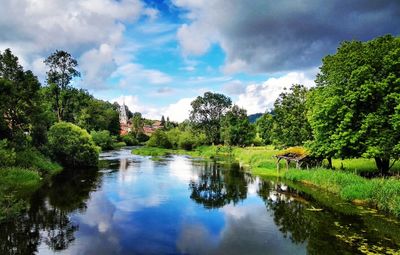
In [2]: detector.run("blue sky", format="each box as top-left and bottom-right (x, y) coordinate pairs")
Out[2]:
(1, 0), (399, 121)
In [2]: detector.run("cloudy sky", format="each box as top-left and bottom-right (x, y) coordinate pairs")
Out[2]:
(1, 0), (399, 121)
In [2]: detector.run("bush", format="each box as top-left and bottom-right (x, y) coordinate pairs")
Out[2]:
(137, 132), (150, 143)
(121, 134), (139, 146)
(147, 130), (172, 149)
(15, 148), (62, 175)
(178, 131), (198, 150)
(48, 122), (100, 167)
(90, 130), (114, 150)
(0, 140), (16, 167)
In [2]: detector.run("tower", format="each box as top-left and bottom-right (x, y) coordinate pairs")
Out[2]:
(119, 99), (128, 125)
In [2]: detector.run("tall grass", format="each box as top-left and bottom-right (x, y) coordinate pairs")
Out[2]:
(15, 149), (62, 175)
(285, 169), (400, 217)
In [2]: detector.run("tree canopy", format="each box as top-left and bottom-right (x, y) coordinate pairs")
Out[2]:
(190, 92), (232, 144)
(307, 35), (400, 174)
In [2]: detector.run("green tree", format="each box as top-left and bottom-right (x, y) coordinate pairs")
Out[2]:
(0, 49), (42, 144)
(256, 113), (274, 145)
(271, 84), (312, 147)
(48, 122), (99, 167)
(90, 130), (114, 151)
(190, 92), (232, 144)
(44, 50), (80, 122)
(132, 112), (144, 134)
(160, 115), (166, 126)
(220, 105), (255, 146)
(308, 35), (400, 174)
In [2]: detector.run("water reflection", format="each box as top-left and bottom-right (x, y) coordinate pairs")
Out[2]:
(189, 161), (251, 209)
(0, 148), (399, 254)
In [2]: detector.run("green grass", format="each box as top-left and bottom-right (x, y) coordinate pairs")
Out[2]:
(132, 145), (223, 158)
(16, 149), (62, 176)
(132, 147), (173, 156)
(0, 167), (42, 221)
(284, 169), (400, 217)
(332, 158), (400, 174)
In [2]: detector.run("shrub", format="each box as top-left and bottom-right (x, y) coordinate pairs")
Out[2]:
(121, 134), (139, 146)
(90, 130), (114, 150)
(15, 148), (62, 175)
(48, 122), (100, 167)
(137, 132), (150, 143)
(0, 139), (16, 167)
(147, 130), (172, 149)
(178, 131), (198, 150)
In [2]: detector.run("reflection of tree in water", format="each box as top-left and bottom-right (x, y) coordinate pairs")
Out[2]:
(0, 168), (102, 254)
(189, 161), (251, 209)
(257, 180), (365, 255)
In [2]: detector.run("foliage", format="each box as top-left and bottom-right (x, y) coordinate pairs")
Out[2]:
(90, 130), (114, 151)
(307, 35), (400, 174)
(0, 140), (16, 167)
(285, 169), (400, 217)
(271, 84), (312, 147)
(15, 148), (62, 175)
(48, 122), (100, 167)
(121, 134), (139, 146)
(132, 112), (144, 133)
(136, 132), (150, 143)
(146, 130), (172, 149)
(190, 92), (232, 144)
(132, 147), (172, 157)
(44, 50), (80, 121)
(0, 49), (42, 144)
(220, 105), (255, 146)
(256, 113), (273, 144)
(276, 146), (310, 157)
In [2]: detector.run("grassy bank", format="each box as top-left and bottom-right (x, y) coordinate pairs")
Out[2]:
(133, 145), (400, 217)
(0, 149), (62, 221)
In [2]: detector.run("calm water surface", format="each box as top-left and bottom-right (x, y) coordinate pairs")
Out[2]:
(1, 147), (400, 254)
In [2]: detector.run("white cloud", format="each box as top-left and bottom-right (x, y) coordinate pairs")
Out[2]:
(236, 71), (315, 114)
(164, 97), (194, 122)
(221, 80), (245, 95)
(111, 95), (193, 122)
(112, 63), (172, 88)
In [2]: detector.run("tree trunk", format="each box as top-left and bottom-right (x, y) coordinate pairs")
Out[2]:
(375, 157), (390, 176)
(327, 157), (332, 169)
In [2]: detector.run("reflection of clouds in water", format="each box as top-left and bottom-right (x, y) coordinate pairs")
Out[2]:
(177, 201), (306, 255)
(169, 156), (199, 182)
(114, 194), (164, 212)
(247, 178), (261, 196)
(76, 190), (116, 233)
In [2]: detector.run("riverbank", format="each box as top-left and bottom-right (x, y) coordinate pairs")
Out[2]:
(0, 149), (62, 221)
(132, 145), (400, 217)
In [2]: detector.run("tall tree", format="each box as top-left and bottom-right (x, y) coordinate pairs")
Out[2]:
(220, 105), (255, 146)
(132, 112), (144, 134)
(0, 49), (42, 144)
(190, 92), (232, 144)
(256, 113), (274, 145)
(308, 35), (400, 174)
(271, 84), (312, 147)
(44, 50), (80, 121)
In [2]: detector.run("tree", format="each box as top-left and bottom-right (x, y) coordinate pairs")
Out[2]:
(190, 92), (232, 144)
(0, 49), (42, 144)
(132, 112), (144, 134)
(220, 105), (255, 146)
(308, 35), (400, 174)
(160, 115), (166, 126)
(271, 84), (312, 147)
(256, 113), (274, 145)
(48, 122), (99, 167)
(44, 50), (80, 121)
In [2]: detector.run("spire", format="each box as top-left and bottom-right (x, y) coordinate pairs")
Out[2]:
(119, 97), (128, 124)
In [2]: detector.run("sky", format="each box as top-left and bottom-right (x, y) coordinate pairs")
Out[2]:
(1, 0), (399, 122)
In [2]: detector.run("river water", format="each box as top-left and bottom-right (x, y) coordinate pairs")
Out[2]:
(1, 147), (399, 254)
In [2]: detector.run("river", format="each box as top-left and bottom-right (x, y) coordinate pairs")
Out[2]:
(1, 147), (399, 254)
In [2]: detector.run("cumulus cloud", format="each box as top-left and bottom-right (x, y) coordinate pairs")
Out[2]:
(0, 0), (162, 89)
(173, 0), (400, 73)
(222, 80), (245, 95)
(236, 71), (315, 114)
(112, 95), (193, 122)
(112, 63), (172, 88)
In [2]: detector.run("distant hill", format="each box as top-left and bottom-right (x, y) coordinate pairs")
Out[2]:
(248, 113), (263, 123)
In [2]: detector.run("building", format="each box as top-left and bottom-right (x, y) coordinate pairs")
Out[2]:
(119, 101), (132, 135)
